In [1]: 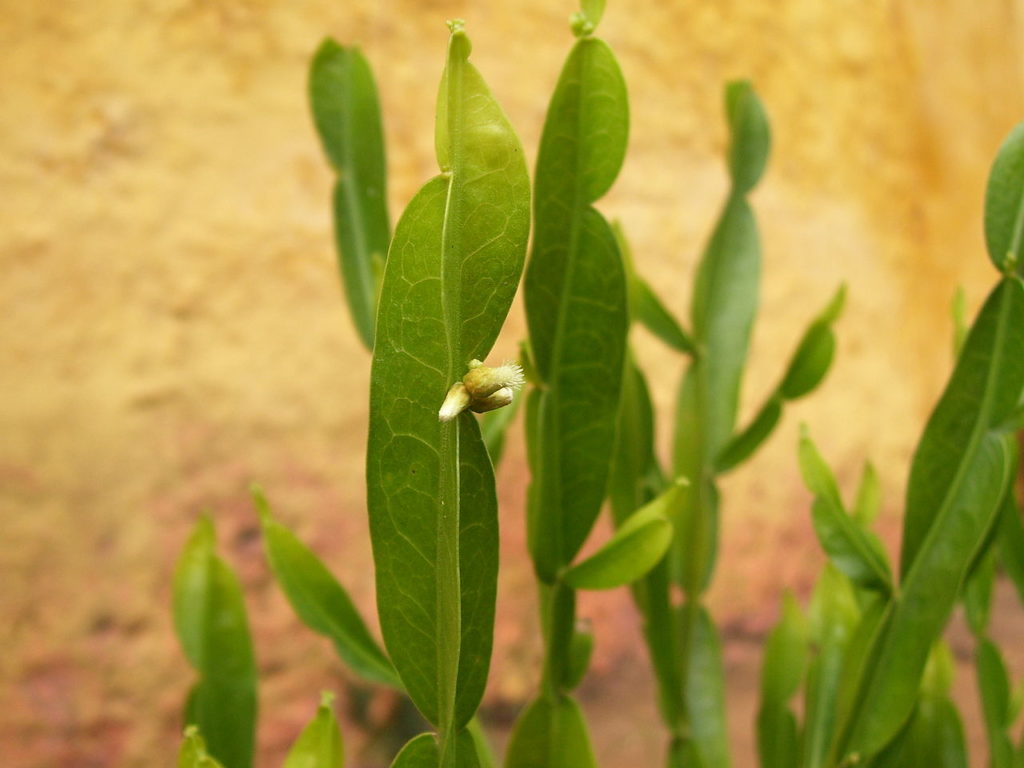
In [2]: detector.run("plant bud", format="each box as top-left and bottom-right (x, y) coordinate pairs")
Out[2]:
(469, 387), (514, 413)
(463, 360), (525, 398)
(438, 382), (471, 422)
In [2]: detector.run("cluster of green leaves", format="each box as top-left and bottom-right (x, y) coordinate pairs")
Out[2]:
(170, 3), (1024, 768)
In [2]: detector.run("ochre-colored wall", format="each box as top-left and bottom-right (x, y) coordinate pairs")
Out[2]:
(3, 1), (1023, 766)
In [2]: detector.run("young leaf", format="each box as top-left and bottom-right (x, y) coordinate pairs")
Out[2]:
(254, 489), (399, 688)
(724, 80), (771, 195)
(760, 592), (809, 705)
(777, 284), (844, 400)
(714, 396), (781, 473)
(173, 517), (258, 768)
(997, 490), (1024, 606)
(179, 727), (227, 768)
(564, 623), (595, 690)
(390, 734), (438, 768)
(684, 606), (730, 768)
(851, 461), (882, 528)
(901, 277), (1024, 578)
(952, 286), (968, 357)
(799, 430), (893, 593)
(756, 704), (799, 768)
(523, 31), (629, 577)
(963, 546), (996, 637)
(504, 695), (597, 768)
(608, 352), (659, 526)
(284, 692), (344, 768)
(984, 122), (1024, 275)
(366, 23), (529, 739)
(309, 40), (390, 349)
(563, 497), (674, 590)
(978, 638), (1012, 732)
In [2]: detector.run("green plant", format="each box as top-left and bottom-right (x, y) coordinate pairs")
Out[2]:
(171, 3), (1024, 768)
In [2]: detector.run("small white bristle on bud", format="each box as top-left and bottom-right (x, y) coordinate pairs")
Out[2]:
(497, 361), (525, 390)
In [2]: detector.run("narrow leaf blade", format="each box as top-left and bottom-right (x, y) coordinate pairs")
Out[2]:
(984, 122), (1024, 275)
(284, 693), (344, 768)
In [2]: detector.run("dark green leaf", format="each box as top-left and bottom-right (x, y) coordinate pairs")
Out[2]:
(284, 692), (344, 768)
(984, 122), (1024, 275)
(564, 623), (595, 691)
(524, 34), (629, 575)
(799, 431), (893, 593)
(964, 546), (996, 637)
(635, 559), (685, 732)
(254, 489), (398, 687)
(608, 351), (658, 527)
(902, 277), (1024, 578)
(173, 517), (258, 768)
(724, 81), (770, 194)
(756, 703), (798, 768)
(978, 638), (1012, 732)
(366, 25), (529, 735)
(997, 489), (1024, 606)
(390, 734), (438, 768)
(179, 727), (226, 768)
(714, 396), (781, 474)
(564, 492), (675, 590)
(504, 695), (597, 768)
(310, 40), (390, 349)
(778, 303), (841, 400)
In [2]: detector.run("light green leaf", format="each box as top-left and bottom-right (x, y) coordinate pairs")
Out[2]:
(608, 351), (659, 526)
(179, 727), (226, 768)
(964, 545), (996, 637)
(309, 40), (390, 349)
(580, 0), (606, 29)
(284, 692), (344, 768)
(173, 517), (257, 768)
(997, 489), (1024, 606)
(760, 591), (808, 705)
(466, 719), (496, 768)
(564, 623), (595, 690)
(714, 396), (781, 474)
(756, 703), (798, 768)
(684, 606), (730, 768)
(922, 640), (956, 699)
(366, 24), (529, 737)
(504, 695), (597, 768)
(524, 33), (629, 577)
(851, 461), (882, 528)
(978, 638), (1012, 732)
(390, 734), (438, 768)
(254, 489), (398, 688)
(952, 286), (968, 357)
(902, 277), (1024, 578)
(984, 122), (1024, 275)
(799, 430), (892, 593)
(563, 492), (675, 590)
(724, 80), (771, 195)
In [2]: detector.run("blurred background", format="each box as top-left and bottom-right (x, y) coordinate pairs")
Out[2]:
(3, 0), (1024, 765)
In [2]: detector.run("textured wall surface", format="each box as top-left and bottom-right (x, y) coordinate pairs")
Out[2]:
(3, 1), (1024, 766)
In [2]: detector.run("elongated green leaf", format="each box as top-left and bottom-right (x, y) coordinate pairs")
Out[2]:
(851, 462), (881, 528)
(254, 489), (398, 687)
(902, 277), (1024, 577)
(564, 497), (674, 590)
(799, 431), (892, 593)
(632, 274), (698, 355)
(608, 352), (658, 526)
(580, 0), (606, 29)
(366, 24), (529, 737)
(524, 33), (629, 577)
(466, 719), (496, 768)
(871, 699), (969, 768)
(635, 559), (685, 732)
(724, 80), (771, 195)
(756, 704), (798, 768)
(777, 285), (844, 400)
(837, 431), (1016, 761)
(179, 727), (227, 768)
(564, 623), (595, 690)
(801, 566), (859, 768)
(978, 638), (1012, 731)
(504, 695), (597, 768)
(964, 545), (996, 637)
(284, 693), (344, 768)
(952, 286), (969, 357)
(714, 396), (781, 473)
(310, 40), (390, 348)
(761, 592), (808, 704)
(173, 518), (258, 768)
(997, 489), (1024, 606)
(985, 122), (1024, 275)
(683, 606), (730, 768)
(391, 734), (438, 768)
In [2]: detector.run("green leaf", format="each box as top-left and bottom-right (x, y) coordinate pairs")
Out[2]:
(179, 727), (227, 768)
(714, 396), (781, 474)
(777, 285), (844, 400)
(837, 431), (1016, 762)
(922, 640), (956, 699)
(390, 734), (438, 768)
(173, 517), (257, 768)
(564, 623), (595, 690)
(366, 24), (529, 737)
(984, 122), (1024, 275)
(761, 591), (809, 704)
(799, 430), (893, 593)
(952, 286), (968, 357)
(801, 566), (859, 768)
(563, 491), (675, 590)
(901, 277), (1024, 578)
(310, 40), (390, 349)
(465, 719), (496, 768)
(524, 33), (629, 577)
(608, 351), (658, 526)
(963, 545), (996, 637)
(997, 489), (1024, 606)
(978, 638), (1012, 732)
(851, 461), (882, 528)
(504, 695), (597, 768)
(683, 606), (730, 768)
(756, 703), (798, 768)
(254, 489), (399, 688)
(871, 699), (969, 768)
(724, 80), (771, 195)
(580, 0), (606, 29)
(284, 692), (344, 768)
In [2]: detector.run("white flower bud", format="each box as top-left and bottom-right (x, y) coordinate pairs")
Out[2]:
(438, 382), (471, 422)
(463, 360), (525, 398)
(469, 387), (514, 413)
